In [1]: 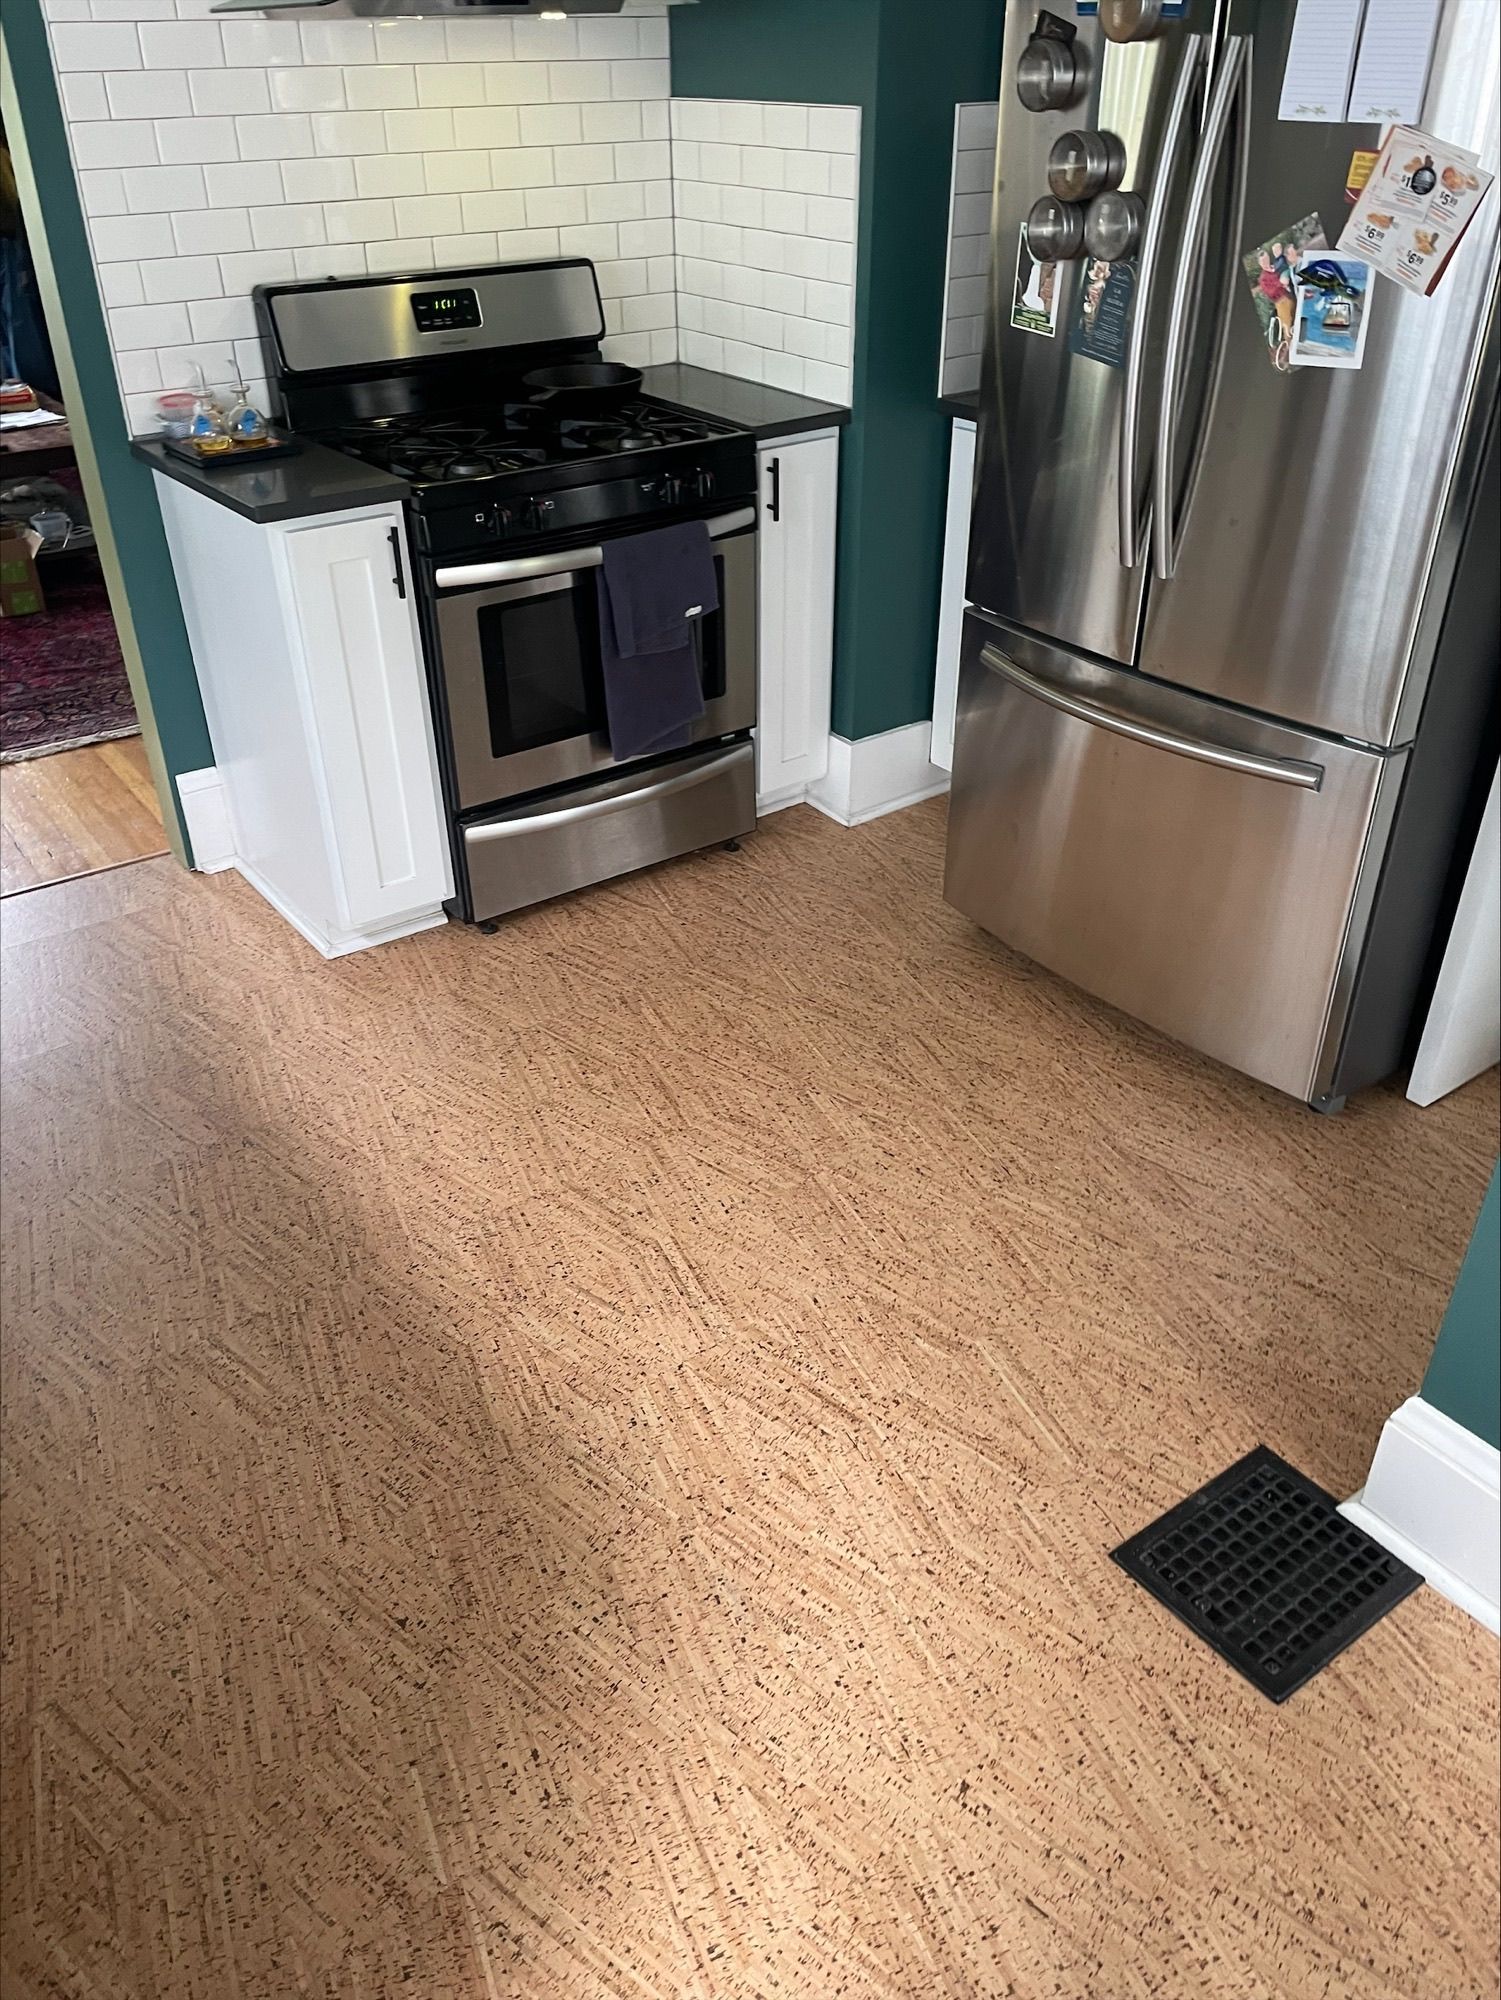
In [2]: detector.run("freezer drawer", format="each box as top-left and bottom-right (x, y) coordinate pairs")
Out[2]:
(943, 616), (1405, 1102)
(462, 739), (755, 921)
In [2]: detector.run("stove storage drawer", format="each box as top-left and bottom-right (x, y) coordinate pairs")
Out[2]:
(461, 739), (755, 921)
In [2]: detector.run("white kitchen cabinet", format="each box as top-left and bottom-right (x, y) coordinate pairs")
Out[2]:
(754, 428), (840, 810)
(154, 479), (452, 957)
(929, 416), (976, 774)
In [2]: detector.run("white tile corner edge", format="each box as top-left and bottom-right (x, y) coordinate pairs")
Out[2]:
(806, 721), (949, 829)
(1408, 763), (1499, 1106)
(1340, 1395), (1501, 1636)
(175, 765), (236, 872)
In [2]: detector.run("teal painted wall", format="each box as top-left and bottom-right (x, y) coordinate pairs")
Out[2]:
(6, 0), (213, 845)
(672, 0), (1003, 740)
(1423, 1163), (1500, 1451)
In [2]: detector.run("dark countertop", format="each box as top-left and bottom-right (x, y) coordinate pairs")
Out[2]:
(939, 389), (980, 421)
(132, 366), (848, 524)
(132, 434), (408, 524)
(639, 363), (850, 440)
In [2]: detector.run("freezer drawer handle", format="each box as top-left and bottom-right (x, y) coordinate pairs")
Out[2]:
(979, 645), (1324, 790)
(1154, 34), (1252, 582)
(1119, 32), (1206, 572)
(464, 750), (744, 843)
(435, 507), (756, 591)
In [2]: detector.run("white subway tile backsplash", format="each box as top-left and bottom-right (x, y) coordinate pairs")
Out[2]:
(294, 243), (364, 279)
(187, 294), (257, 342)
(52, 22), (142, 70)
(270, 67), (347, 113)
(560, 222), (619, 262)
(220, 20), (299, 68)
(354, 153), (426, 199)
(423, 150), (492, 196)
(494, 226), (560, 262)
(122, 162), (206, 210)
(481, 62), (550, 106)
(673, 100), (859, 402)
(138, 21), (221, 69)
(110, 299), (191, 347)
(369, 19), (445, 64)
(79, 169), (130, 215)
(519, 101), (582, 147)
(383, 107), (454, 151)
(549, 60), (613, 103)
(99, 263), (145, 307)
(489, 146), (554, 190)
(416, 62), (486, 107)
(323, 198), (396, 245)
(442, 18), (513, 63)
(189, 67), (267, 116)
(156, 116), (240, 164)
(452, 106), (521, 149)
(72, 119), (158, 169)
(138, 252), (222, 302)
(364, 237), (430, 275)
(94, 210), (174, 260)
(577, 17), (638, 61)
(249, 203), (327, 250)
(61, 73), (111, 119)
(298, 20), (376, 67)
(393, 193), (462, 237)
(282, 155), (358, 203)
(511, 16), (576, 61)
(309, 110), (387, 156)
(581, 99), (641, 145)
(217, 247), (294, 291)
(102, 69), (185, 118)
(610, 60), (668, 101)
(203, 159), (282, 206)
(344, 67), (416, 111)
(174, 206), (251, 254)
(459, 189), (527, 232)
(433, 230), (498, 265)
(235, 113), (313, 160)
(939, 106), (996, 397)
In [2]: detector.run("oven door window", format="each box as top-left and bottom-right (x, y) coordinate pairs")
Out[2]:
(478, 577), (602, 761)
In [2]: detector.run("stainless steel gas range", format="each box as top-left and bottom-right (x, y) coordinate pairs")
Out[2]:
(255, 259), (758, 928)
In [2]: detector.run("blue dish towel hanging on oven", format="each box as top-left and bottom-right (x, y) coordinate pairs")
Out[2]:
(596, 521), (718, 762)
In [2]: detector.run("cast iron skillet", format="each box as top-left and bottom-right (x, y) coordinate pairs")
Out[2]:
(521, 361), (644, 412)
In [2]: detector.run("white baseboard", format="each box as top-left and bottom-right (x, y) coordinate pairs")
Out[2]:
(1340, 1396), (1500, 1635)
(234, 857), (448, 961)
(806, 722), (950, 828)
(175, 766), (235, 873)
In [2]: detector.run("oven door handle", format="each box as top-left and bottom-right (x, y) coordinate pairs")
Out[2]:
(434, 506), (757, 591)
(465, 748), (743, 842)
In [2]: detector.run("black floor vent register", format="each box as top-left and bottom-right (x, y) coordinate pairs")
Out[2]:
(1112, 1446), (1423, 1702)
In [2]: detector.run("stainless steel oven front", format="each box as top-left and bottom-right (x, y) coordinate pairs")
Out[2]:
(430, 507), (757, 812)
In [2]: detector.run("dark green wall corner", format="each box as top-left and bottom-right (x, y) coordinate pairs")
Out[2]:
(5, 0), (212, 855)
(1423, 1163), (1500, 1451)
(672, 0), (1003, 740)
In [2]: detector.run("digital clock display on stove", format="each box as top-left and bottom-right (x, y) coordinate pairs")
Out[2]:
(411, 288), (483, 333)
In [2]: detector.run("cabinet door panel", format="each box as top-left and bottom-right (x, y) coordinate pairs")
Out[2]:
(283, 512), (451, 929)
(755, 433), (838, 805)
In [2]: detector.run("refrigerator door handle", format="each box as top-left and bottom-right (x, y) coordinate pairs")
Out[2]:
(978, 643), (1325, 789)
(1153, 33), (1252, 582)
(1119, 32), (1207, 573)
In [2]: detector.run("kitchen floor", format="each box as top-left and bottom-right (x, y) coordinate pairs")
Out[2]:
(0, 737), (166, 895)
(2, 800), (1496, 2000)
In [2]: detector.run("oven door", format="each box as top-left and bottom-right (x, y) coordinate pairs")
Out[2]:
(432, 506), (757, 811)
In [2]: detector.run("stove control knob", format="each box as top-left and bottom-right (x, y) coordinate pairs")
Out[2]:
(525, 497), (556, 530)
(661, 474), (686, 505)
(495, 505), (514, 534)
(693, 468), (716, 501)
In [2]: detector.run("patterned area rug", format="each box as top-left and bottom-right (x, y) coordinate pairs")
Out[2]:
(1, 562), (138, 762)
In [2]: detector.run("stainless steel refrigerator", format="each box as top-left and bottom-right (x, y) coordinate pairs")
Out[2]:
(945, 0), (1499, 1108)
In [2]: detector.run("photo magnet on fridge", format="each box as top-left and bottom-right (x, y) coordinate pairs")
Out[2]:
(1289, 255), (1372, 369)
(1068, 256), (1135, 368)
(1241, 213), (1328, 373)
(1011, 228), (1061, 339)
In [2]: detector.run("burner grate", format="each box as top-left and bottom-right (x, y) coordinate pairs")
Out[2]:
(1111, 1446), (1422, 1702)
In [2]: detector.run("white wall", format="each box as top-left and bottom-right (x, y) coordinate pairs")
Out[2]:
(44, 1), (677, 432)
(938, 102), (996, 398)
(671, 98), (860, 403)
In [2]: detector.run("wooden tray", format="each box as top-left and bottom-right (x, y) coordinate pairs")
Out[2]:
(163, 431), (301, 468)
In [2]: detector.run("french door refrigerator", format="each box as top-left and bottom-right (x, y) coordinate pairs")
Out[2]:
(945, 0), (1499, 1108)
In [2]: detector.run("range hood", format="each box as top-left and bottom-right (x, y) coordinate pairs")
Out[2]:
(211, 0), (625, 16)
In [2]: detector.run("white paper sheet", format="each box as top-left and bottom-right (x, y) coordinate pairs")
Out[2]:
(1278, 0), (1366, 123)
(0, 408), (66, 430)
(1347, 0), (1443, 126)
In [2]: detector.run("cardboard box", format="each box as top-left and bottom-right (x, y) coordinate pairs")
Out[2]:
(0, 522), (46, 617)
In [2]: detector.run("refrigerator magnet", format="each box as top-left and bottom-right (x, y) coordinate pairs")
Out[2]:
(1068, 255), (1135, 368)
(1011, 229), (1061, 339)
(1289, 255), (1372, 369)
(1241, 214), (1328, 373)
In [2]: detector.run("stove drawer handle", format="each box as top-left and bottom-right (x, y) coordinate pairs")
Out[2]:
(464, 751), (741, 843)
(434, 506), (756, 591)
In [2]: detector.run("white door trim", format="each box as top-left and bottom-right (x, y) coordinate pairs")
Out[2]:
(1341, 1396), (1501, 1635)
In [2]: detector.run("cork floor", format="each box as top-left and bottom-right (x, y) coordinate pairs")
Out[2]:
(2, 799), (1497, 2000)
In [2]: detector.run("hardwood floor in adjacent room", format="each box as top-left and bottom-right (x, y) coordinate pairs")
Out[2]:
(0, 737), (166, 897)
(2, 800), (1496, 2000)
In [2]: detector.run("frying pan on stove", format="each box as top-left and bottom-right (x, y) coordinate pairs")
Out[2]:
(521, 361), (643, 412)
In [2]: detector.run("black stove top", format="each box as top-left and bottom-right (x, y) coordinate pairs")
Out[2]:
(316, 399), (739, 488)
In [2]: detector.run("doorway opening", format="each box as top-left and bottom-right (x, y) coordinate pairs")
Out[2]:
(0, 113), (167, 896)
